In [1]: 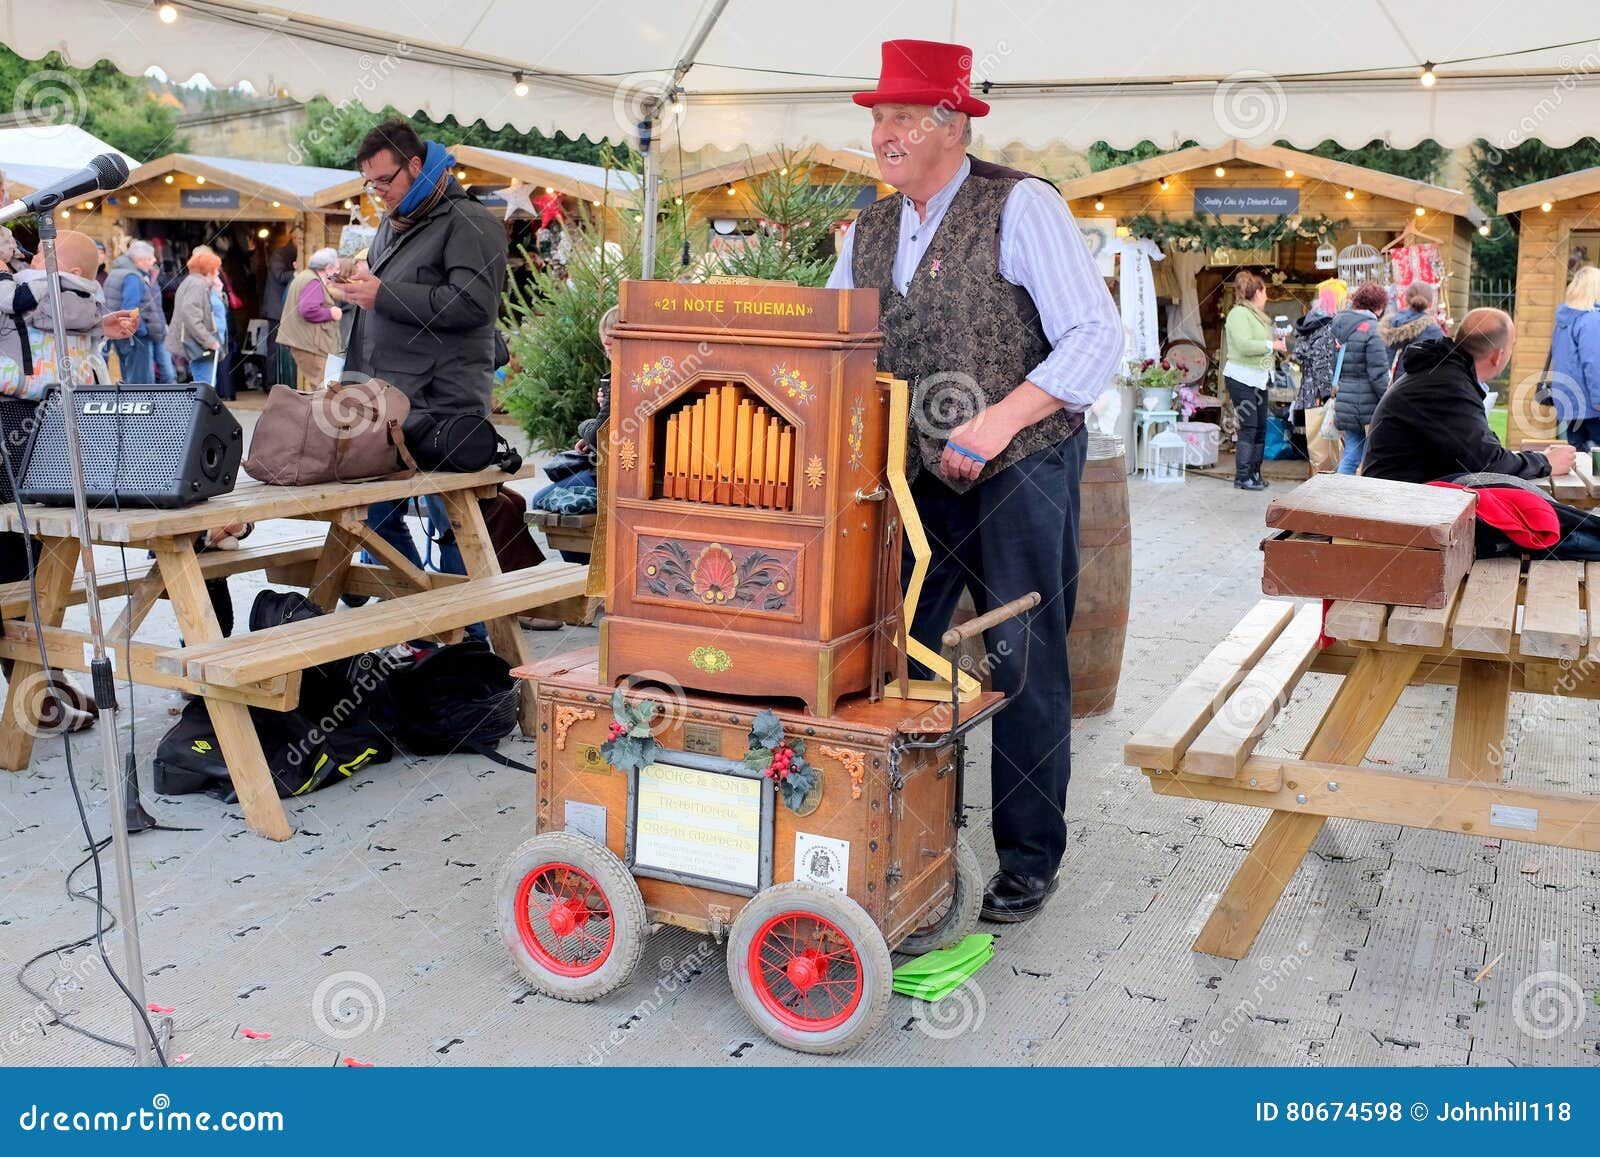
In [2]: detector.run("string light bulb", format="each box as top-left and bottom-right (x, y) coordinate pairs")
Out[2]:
(1541, 201), (1553, 212)
(544, 186), (555, 194)
(194, 175), (205, 184)
(513, 71), (529, 98)
(270, 199), (280, 208)
(1093, 199), (1104, 211)
(127, 195), (138, 206)
(1283, 169), (1294, 178)
(257, 227), (269, 239)
(343, 199), (354, 209)
(80, 201), (92, 210)
(1478, 222), (1491, 236)
(456, 169), (467, 181)
(1214, 166), (1226, 177)
(726, 185), (737, 195)
(157, 2), (178, 23)
(163, 175), (174, 184)
(1158, 178), (1170, 191)
(1415, 206), (1426, 217)
(1420, 62), (1437, 88)
(778, 167), (788, 176)
(1344, 188), (1356, 200)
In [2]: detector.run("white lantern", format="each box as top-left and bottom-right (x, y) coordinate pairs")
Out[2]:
(1145, 428), (1187, 483)
(1315, 242), (1337, 269)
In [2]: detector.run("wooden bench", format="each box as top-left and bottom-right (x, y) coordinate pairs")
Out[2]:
(0, 534), (326, 620)
(1532, 452), (1600, 509)
(155, 562), (588, 688)
(526, 511), (596, 556)
(1128, 575), (1600, 961)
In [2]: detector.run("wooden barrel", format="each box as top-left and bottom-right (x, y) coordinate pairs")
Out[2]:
(1068, 434), (1132, 717)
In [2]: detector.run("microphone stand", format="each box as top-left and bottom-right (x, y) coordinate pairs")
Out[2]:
(36, 210), (155, 1066)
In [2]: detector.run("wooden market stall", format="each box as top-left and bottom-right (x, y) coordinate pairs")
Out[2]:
(1060, 142), (1486, 470)
(102, 153), (358, 325)
(1497, 169), (1600, 446)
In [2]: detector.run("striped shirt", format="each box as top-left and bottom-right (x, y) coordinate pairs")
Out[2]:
(827, 157), (1124, 410)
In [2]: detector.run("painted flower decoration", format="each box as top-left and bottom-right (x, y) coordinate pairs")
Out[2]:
(691, 543), (738, 603)
(631, 356), (676, 391)
(772, 363), (813, 403)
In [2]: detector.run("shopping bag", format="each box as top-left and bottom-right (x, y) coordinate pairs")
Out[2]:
(1305, 404), (1342, 473)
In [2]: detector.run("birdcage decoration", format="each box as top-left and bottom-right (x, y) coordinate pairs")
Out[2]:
(1314, 241), (1338, 270)
(1144, 428), (1188, 483)
(1337, 234), (1383, 285)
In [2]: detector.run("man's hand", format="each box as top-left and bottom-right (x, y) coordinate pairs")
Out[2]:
(1545, 443), (1578, 476)
(940, 408), (1020, 485)
(338, 274), (381, 310)
(102, 309), (139, 340)
(329, 305), (343, 321)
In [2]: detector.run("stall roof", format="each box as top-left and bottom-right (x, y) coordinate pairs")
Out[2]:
(1059, 141), (1487, 226)
(1497, 168), (1600, 215)
(677, 147), (880, 195)
(1, 163), (82, 197)
(0, 125), (134, 171)
(124, 154), (358, 209)
(449, 145), (642, 204)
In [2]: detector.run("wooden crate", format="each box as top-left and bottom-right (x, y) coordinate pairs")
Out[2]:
(1261, 473), (1475, 608)
(528, 654), (998, 950)
(602, 280), (894, 714)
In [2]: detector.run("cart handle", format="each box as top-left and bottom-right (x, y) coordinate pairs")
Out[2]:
(941, 592), (1041, 649)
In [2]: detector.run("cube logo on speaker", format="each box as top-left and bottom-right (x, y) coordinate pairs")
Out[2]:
(82, 401), (153, 416)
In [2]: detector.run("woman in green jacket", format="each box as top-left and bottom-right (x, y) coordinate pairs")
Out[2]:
(1222, 269), (1286, 490)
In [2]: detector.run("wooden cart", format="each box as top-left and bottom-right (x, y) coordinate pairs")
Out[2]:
(496, 596), (1034, 1054)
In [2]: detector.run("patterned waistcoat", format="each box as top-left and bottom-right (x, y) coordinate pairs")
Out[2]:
(851, 156), (1081, 491)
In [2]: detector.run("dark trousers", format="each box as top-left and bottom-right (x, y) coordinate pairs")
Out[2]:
(1226, 377), (1267, 481)
(901, 432), (1086, 877)
(1566, 418), (1600, 451)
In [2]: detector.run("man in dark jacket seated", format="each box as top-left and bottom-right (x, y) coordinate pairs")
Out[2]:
(1363, 308), (1576, 483)
(1364, 309), (1600, 559)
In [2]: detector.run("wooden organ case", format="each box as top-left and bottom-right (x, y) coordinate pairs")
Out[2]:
(601, 281), (894, 714)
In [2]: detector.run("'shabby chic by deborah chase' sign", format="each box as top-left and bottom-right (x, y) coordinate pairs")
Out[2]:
(1192, 187), (1300, 216)
(179, 187), (241, 211)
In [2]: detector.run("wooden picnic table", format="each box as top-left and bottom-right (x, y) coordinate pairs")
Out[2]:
(1531, 450), (1600, 509)
(1125, 555), (1600, 959)
(0, 465), (587, 841)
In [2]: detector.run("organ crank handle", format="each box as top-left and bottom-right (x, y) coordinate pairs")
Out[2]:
(940, 592), (1041, 649)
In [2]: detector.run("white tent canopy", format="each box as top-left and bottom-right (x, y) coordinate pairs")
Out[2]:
(6, 0), (1600, 153)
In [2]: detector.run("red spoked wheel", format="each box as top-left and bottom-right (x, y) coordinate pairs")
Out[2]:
(496, 832), (645, 1002)
(728, 882), (892, 1054)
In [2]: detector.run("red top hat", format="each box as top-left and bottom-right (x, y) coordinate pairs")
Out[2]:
(853, 39), (991, 117)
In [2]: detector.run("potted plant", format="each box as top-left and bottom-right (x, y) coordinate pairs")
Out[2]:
(1118, 357), (1184, 412)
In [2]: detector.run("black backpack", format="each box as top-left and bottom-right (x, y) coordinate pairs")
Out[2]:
(374, 638), (530, 767)
(152, 589), (398, 800)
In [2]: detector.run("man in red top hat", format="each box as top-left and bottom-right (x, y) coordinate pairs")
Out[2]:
(829, 40), (1123, 923)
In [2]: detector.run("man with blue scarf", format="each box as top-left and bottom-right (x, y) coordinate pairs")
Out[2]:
(340, 120), (508, 618)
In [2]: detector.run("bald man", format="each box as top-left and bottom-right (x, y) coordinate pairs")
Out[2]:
(1363, 307), (1576, 483)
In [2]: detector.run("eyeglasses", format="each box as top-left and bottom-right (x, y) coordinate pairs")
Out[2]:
(363, 164), (406, 194)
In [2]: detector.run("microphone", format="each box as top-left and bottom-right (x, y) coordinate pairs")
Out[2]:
(0, 153), (131, 225)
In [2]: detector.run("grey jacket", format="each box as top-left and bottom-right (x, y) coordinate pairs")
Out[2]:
(102, 254), (167, 341)
(0, 268), (106, 384)
(165, 273), (220, 358)
(1331, 308), (1391, 431)
(343, 180), (507, 416)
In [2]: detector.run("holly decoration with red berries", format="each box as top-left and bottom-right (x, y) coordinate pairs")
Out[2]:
(600, 687), (662, 775)
(742, 709), (818, 813)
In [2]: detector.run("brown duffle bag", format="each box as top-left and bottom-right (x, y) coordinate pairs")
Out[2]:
(243, 379), (418, 485)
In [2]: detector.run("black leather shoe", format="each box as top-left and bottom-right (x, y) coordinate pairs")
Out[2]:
(1253, 471), (1272, 489)
(1234, 477), (1267, 491)
(980, 869), (1060, 924)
